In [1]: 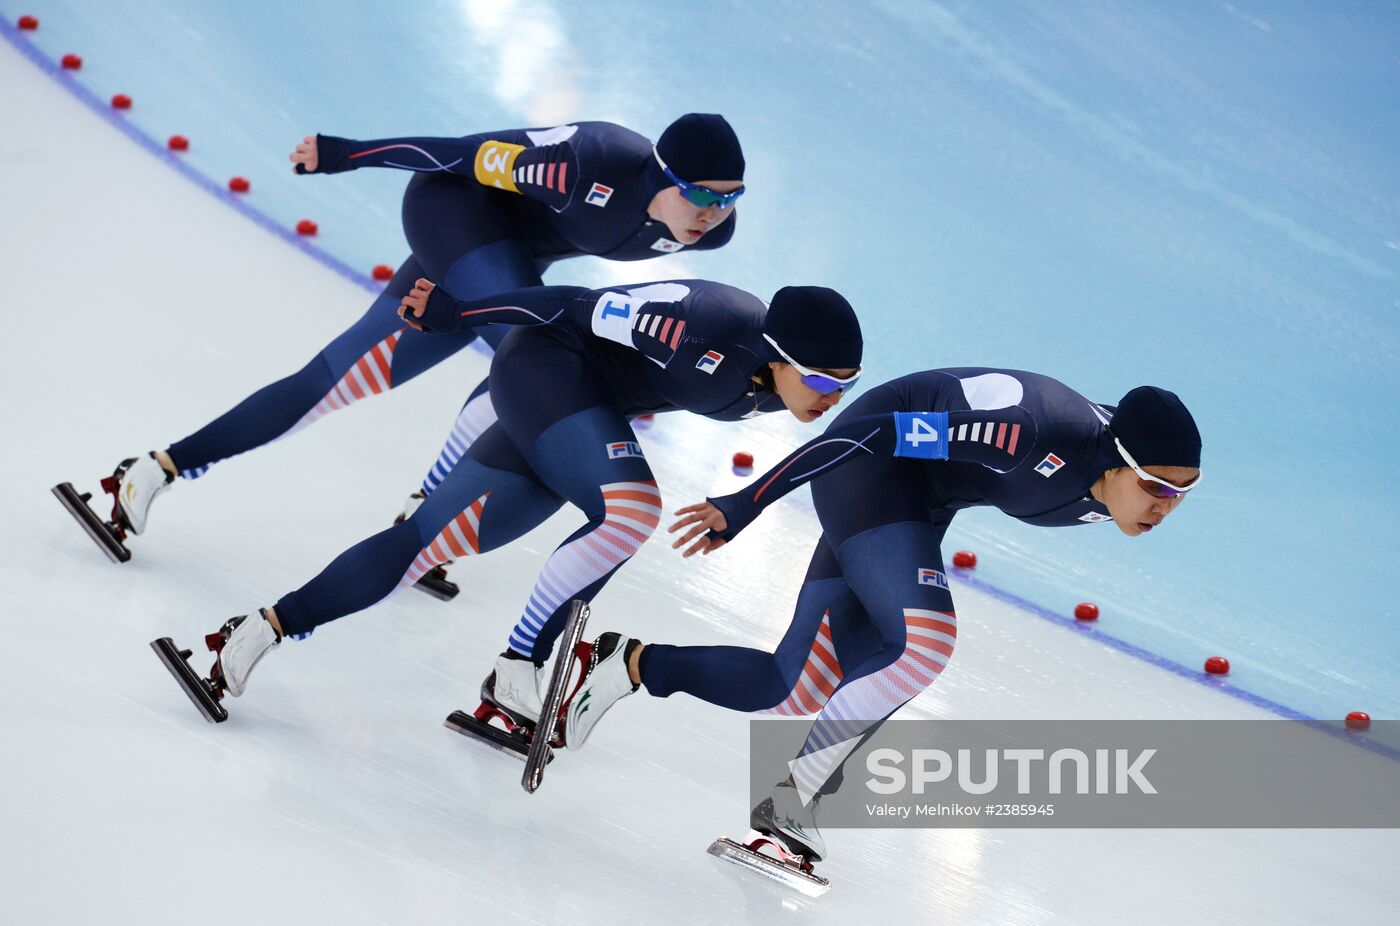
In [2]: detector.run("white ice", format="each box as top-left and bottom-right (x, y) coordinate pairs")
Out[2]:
(2, 41), (1396, 926)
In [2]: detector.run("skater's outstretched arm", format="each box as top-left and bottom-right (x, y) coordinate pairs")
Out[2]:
(398, 279), (689, 368)
(290, 133), (578, 210)
(670, 407), (1039, 554)
(398, 278), (590, 333)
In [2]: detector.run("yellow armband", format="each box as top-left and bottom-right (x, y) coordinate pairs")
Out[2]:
(473, 140), (525, 193)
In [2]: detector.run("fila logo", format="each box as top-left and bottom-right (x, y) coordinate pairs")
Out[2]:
(695, 350), (724, 374)
(1035, 453), (1065, 477)
(586, 182), (614, 206)
(917, 568), (949, 590)
(606, 441), (645, 460)
(1078, 511), (1113, 523)
(650, 237), (683, 252)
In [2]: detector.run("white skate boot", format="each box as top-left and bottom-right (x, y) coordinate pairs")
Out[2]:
(114, 453), (174, 535)
(564, 633), (640, 750)
(485, 652), (546, 724)
(708, 778), (831, 895)
(750, 778), (827, 861)
(213, 610), (282, 698)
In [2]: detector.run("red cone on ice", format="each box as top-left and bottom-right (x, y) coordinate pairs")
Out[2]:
(296, 219), (318, 236)
(1345, 711), (1371, 731)
(1074, 602), (1099, 621)
(732, 451), (754, 470)
(372, 264), (394, 281)
(228, 176), (250, 193)
(952, 550), (977, 569)
(61, 53), (82, 70)
(111, 93), (132, 110)
(167, 135), (189, 152)
(18, 15), (39, 30)
(1204, 656), (1230, 675)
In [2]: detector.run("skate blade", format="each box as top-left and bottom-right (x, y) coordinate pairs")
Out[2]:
(52, 483), (131, 563)
(151, 638), (227, 723)
(522, 600), (590, 794)
(707, 837), (830, 897)
(412, 575), (459, 601)
(443, 709), (531, 761)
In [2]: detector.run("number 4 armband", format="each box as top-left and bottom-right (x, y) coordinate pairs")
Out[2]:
(893, 411), (951, 460)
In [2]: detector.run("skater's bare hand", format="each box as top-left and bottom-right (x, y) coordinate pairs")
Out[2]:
(290, 135), (319, 173)
(397, 278), (437, 330)
(669, 502), (728, 558)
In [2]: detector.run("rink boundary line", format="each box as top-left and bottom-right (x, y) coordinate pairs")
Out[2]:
(6, 22), (1394, 765)
(0, 19), (380, 294)
(953, 569), (1400, 762)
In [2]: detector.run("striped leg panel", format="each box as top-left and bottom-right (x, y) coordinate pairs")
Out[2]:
(397, 491), (490, 589)
(421, 392), (499, 495)
(507, 480), (662, 657)
(764, 611), (844, 716)
(789, 608), (958, 798)
(287, 330), (403, 436)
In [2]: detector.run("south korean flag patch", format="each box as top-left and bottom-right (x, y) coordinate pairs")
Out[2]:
(1078, 511), (1112, 523)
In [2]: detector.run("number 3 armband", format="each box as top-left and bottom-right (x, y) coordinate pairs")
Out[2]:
(893, 411), (950, 460)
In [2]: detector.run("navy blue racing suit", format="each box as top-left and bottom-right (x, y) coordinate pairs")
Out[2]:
(637, 368), (1127, 798)
(273, 280), (797, 667)
(165, 122), (736, 487)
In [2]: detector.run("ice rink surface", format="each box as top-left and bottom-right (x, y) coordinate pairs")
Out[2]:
(2, 32), (1398, 926)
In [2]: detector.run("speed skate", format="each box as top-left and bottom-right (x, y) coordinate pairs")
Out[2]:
(443, 600), (593, 794)
(51, 478), (132, 563)
(149, 635), (229, 723)
(707, 832), (831, 896)
(52, 454), (173, 563)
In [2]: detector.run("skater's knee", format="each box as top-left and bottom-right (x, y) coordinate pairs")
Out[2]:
(598, 480), (662, 553)
(898, 608), (958, 689)
(291, 350), (340, 401)
(771, 667), (834, 716)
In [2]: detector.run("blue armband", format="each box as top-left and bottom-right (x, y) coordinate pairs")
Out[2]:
(892, 411), (949, 460)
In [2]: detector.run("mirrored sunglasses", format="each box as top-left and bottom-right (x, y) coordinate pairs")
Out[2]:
(762, 333), (861, 395)
(654, 149), (745, 209)
(1112, 433), (1201, 499)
